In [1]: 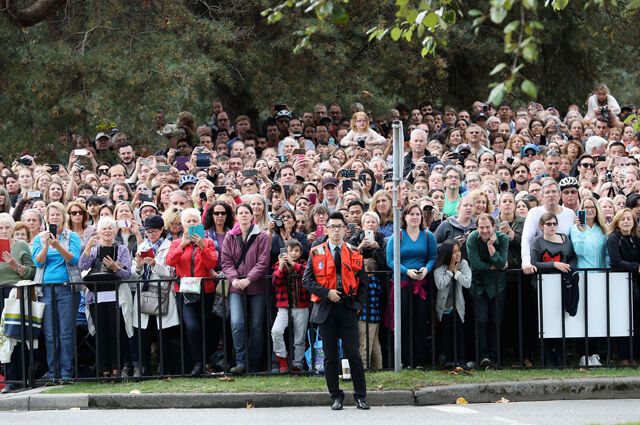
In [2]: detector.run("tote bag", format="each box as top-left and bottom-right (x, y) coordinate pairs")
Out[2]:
(2, 298), (46, 339)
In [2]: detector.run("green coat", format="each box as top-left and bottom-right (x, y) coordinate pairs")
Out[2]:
(465, 230), (509, 299)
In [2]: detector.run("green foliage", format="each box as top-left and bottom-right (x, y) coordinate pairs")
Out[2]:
(1, 0), (639, 160)
(262, 0), (640, 106)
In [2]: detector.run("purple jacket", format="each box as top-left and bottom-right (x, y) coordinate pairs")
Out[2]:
(221, 224), (271, 295)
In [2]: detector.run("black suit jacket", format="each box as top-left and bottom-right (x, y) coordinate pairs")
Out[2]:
(302, 250), (368, 325)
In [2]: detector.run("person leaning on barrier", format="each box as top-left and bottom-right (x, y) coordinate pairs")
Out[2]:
(466, 213), (509, 369)
(32, 201), (82, 385)
(165, 208), (218, 377)
(78, 216), (132, 378)
(303, 211), (370, 410)
(0, 213), (36, 394)
(606, 208), (640, 366)
(131, 215), (179, 377)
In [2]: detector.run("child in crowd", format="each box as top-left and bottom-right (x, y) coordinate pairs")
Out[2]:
(270, 239), (310, 372)
(434, 240), (472, 369)
(358, 257), (384, 370)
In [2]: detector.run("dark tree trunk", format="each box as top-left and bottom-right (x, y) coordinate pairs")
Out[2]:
(2, 0), (67, 27)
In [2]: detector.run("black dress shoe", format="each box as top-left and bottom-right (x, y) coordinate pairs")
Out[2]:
(331, 398), (344, 410)
(190, 363), (203, 377)
(355, 398), (370, 410)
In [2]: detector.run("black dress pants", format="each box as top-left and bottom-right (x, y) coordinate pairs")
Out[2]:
(319, 302), (367, 401)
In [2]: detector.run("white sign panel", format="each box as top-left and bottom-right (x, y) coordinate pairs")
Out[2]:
(537, 272), (633, 338)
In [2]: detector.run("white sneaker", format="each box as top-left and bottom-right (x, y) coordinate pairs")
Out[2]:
(587, 354), (602, 367)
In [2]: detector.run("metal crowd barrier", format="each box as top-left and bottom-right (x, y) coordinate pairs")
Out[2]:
(0, 268), (637, 390)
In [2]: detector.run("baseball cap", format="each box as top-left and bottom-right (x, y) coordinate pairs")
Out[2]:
(322, 177), (339, 188)
(95, 132), (109, 142)
(144, 215), (165, 230)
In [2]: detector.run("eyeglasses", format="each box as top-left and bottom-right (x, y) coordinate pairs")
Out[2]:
(326, 225), (345, 230)
(562, 190), (578, 195)
(523, 152), (537, 157)
(543, 222), (558, 227)
(69, 211), (83, 216)
(212, 211), (227, 216)
(580, 163), (595, 168)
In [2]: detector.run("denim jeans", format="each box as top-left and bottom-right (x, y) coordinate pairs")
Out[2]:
(229, 292), (267, 371)
(41, 285), (79, 380)
(175, 292), (214, 367)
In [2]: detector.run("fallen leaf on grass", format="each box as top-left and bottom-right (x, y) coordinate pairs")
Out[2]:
(246, 401), (254, 408)
(456, 397), (468, 405)
(129, 390), (141, 395)
(219, 376), (235, 382)
(496, 397), (510, 404)
(448, 370), (458, 376)
(376, 384), (383, 390)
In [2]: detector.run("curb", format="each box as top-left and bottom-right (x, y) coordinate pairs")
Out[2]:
(414, 377), (640, 405)
(2, 377), (640, 410)
(88, 390), (414, 409)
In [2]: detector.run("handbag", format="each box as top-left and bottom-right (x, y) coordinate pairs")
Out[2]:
(304, 327), (325, 373)
(212, 279), (230, 318)
(139, 284), (171, 315)
(2, 297), (46, 339)
(179, 248), (201, 304)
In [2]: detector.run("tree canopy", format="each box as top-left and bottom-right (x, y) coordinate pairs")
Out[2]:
(1, 0), (639, 160)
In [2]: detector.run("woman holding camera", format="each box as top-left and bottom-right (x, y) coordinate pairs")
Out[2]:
(270, 207), (310, 266)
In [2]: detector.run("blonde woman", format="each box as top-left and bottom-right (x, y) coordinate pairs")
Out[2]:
(370, 190), (393, 237)
(340, 111), (386, 149)
(191, 178), (214, 212)
(162, 207), (183, 241)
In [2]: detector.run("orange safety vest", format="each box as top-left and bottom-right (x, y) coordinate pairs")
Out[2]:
(310, 242), (363, 303)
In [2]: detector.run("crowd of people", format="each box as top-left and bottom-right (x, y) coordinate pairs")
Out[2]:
(1, 82), (640, 392)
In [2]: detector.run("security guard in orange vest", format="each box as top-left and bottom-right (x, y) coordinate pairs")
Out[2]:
(303, 212), (369, 410)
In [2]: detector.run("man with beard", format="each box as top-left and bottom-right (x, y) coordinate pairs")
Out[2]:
(118, 142), (137, 178)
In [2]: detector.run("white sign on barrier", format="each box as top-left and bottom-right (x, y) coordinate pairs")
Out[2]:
(537, 272), (633, 338)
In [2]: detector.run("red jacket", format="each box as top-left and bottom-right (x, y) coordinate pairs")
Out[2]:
(272, 260), (310, 309)
(166, 238), (218, 293)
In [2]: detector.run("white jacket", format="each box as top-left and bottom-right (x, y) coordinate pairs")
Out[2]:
(130, 239), (179, 330)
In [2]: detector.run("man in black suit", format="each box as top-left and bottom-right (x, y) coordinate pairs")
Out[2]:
(303, 212), (369, 410)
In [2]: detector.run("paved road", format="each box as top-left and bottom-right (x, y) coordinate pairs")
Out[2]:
(2, 399), (639, 425)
